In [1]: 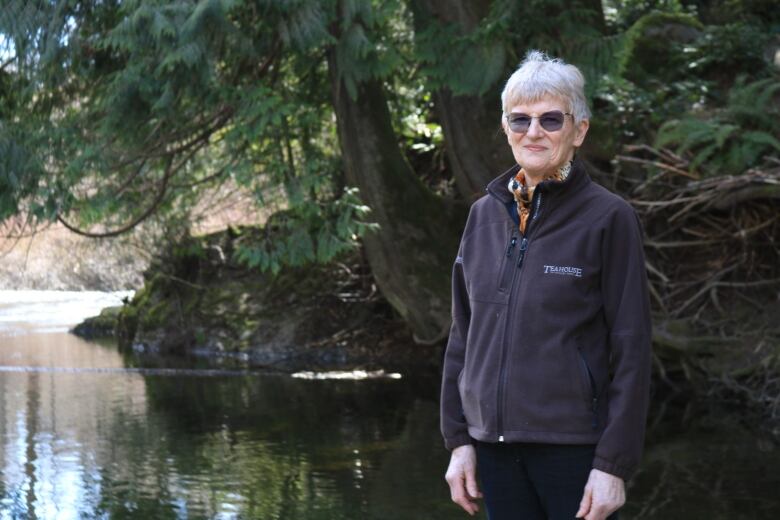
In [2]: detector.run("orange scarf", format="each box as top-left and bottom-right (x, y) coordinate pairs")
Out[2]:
(508, 162), (571, 234)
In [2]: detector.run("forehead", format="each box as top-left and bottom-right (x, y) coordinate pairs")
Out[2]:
(507, 96), (567, 114)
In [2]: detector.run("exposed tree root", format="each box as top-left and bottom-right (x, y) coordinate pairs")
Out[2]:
(619, 149), (780, 434)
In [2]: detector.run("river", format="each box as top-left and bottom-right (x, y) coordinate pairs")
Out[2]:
(0, 291), (777, 519)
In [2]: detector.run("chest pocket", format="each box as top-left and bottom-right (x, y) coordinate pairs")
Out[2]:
(462, 221), (514, 305)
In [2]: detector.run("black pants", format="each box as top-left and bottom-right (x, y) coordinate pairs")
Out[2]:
(475, 441), (619, 520)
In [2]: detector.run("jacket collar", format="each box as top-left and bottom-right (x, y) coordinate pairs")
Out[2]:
(486, 156), (591, 204)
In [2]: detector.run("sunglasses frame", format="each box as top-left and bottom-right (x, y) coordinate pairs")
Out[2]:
(505, 110), (573, 133)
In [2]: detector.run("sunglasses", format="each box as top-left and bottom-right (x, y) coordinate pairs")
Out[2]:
(505, 111), (572, 133)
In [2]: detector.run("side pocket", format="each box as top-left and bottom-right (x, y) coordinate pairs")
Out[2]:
(576, 346), (599, 430)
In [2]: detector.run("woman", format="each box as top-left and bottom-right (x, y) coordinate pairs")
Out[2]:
(441, 50), (652, 520)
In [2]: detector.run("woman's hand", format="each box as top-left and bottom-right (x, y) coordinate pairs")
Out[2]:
(445, 444), (483, 515)
(576, 468), (625, 520)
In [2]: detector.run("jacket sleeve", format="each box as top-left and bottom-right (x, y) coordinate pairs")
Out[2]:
(440, 241), (473, 450)
(592, 202), (653, 480)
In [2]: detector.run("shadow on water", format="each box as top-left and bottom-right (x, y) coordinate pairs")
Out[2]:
(0, 324), (778, 518)
(624, 390), (780, 520)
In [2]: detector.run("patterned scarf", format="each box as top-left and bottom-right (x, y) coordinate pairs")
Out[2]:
(507, 161), (572, 234)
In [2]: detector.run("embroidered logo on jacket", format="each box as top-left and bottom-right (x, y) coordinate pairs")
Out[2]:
(543, 265), (583, 277)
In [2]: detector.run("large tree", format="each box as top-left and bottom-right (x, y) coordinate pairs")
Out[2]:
(2, 0), (777, 344)
(0, 0), (468, 342)
(326, 3), (463, 342)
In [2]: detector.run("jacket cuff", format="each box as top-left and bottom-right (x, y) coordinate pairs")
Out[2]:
(592, 455), (634, 481)
(444, 433), (474, 451)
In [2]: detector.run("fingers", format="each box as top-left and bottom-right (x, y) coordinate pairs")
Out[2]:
(585, 498), (625, 520)
(447, 473), (479, 515)
(465, 467), (483, 500)
(584, 500), (615, 520)
(575, 485), (592, 518)
(583, 469), (625, 520)
(445, 451), (481, 516)
(582, 491), (624, 520)
(583, 502), (603, 520)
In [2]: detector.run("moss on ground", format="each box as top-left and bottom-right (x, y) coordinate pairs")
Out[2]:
(107, 226), (426, 370)
(71, 305), (123, 339)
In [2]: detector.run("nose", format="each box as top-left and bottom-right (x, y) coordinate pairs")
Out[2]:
(526, 117), (544, 138)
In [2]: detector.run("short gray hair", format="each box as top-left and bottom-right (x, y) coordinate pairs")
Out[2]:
(500, 50), (591, 123)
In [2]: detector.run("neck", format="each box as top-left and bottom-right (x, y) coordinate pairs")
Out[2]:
(523, 170), (545, 188)
(523, 162), (569, 187)
(523, 152), (577, 187)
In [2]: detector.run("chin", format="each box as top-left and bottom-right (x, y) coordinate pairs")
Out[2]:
(519, 157), (552, 171)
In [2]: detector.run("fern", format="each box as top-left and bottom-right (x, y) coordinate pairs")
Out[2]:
(656, 77), (780, 176)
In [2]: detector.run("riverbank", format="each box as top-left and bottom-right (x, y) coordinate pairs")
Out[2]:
(70, 222), (780, 436)
(76, 226), (436, 372)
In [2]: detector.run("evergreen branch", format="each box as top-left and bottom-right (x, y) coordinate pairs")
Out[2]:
(108, 105), (234, 171)
(169, 155), (239, 190)
(56, 156), (175, 238)
(112, 158), (148, 198)
(257, 38), (281, 78)
(0, 56), (15, 71)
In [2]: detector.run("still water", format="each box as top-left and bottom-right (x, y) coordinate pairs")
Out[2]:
(0, 291), (778, 519)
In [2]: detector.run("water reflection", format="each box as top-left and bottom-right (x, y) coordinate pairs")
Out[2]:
(0, 293), (778, 518)
(0, 325), (455, 519)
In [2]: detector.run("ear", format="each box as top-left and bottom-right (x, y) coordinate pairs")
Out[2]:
(573, 119), (589, 147)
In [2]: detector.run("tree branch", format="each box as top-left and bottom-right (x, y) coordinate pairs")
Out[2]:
(56, 157), (175, 238)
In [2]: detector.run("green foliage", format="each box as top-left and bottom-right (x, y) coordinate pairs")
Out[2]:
(603, 0), (693, 29)
(685, 22), (771, 81)
(1, 0), (778, 278)
(693, 0), (780, 26)
(656, 77), (780, 175)
(0, 124), (46, 220)
(413, 18), (508, 96)
(399, 104), (444, 154)
(332, 0), (406, 99)
(233, 187), (378, 274)
(0, 0), (366, 274)
(588, 75), (656, 158)
(414, 0), (607, 97)
(617, 11), (703, 81)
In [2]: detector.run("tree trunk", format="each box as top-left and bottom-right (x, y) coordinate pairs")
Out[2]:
(411, 0), (514, 201)
(326, 51), (465, 344)
(433, 88), (514, 200)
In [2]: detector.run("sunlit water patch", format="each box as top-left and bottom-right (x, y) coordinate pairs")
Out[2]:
(292, 370), (403, 380)
(0, 289), (133, 335)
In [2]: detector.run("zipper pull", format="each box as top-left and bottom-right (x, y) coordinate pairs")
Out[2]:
(516, 237), (528, 267)
(505, 236), (517, 257)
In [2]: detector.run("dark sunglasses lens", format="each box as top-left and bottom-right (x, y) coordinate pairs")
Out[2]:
(508, 115), (531, 132)
(539, 112), (564, 131)
(507, 111), (566, 132)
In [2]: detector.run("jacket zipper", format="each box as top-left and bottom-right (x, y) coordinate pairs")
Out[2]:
(577, 347), (600, 430)
(498, 235), (518, 291)
(496, 188), (543, 441)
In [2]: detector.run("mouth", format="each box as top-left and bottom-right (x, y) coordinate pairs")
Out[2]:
(524, 145), (547, 152)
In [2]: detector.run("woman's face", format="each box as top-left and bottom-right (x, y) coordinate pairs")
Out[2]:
(503, 97), (589, 178)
